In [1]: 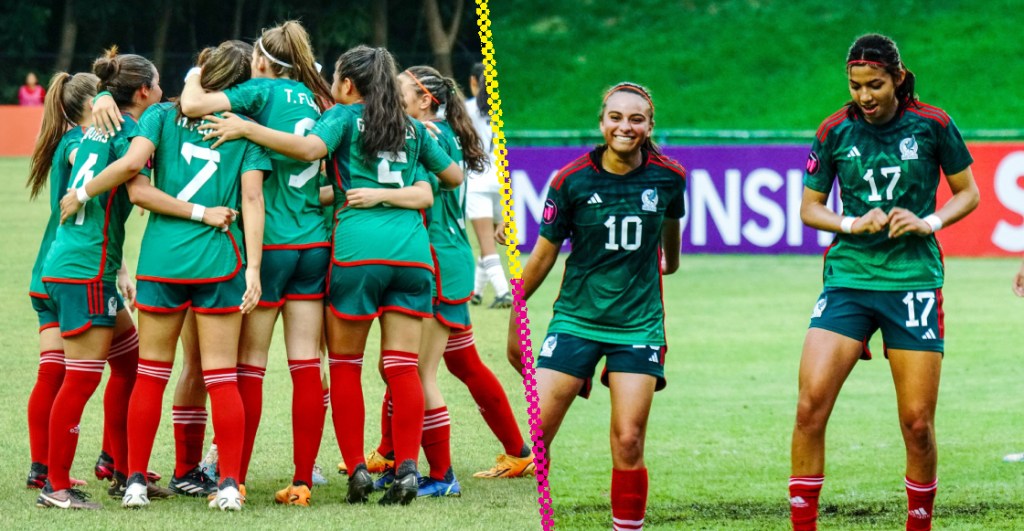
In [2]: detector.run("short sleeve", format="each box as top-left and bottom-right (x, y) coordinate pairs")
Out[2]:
(131, 103), (167, 148)
(61, 135), (82, 165)
(666, 176), (686, 218)
(310, 105), (350, 155)
(802, 135), (836, 194)
(938, 118), (973, 176)
(538, 178), (572, 243)
(241, 140), (273, 174)
(224, 79), (270, 117)
(415, 122), (455, 174)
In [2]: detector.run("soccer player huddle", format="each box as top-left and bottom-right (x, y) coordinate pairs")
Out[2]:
(24, 20), (533, 512)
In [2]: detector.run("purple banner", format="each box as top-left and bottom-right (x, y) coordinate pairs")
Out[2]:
(508, 145), (842, 254)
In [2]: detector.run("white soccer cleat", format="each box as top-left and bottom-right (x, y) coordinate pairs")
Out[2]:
(1003, 452), (1024, 462)
(209, 479), (243, 511)
(122, 476), (150, 508)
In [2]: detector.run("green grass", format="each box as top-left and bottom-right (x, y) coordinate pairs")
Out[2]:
(491, 0), (1024, 136)
(525, 254), (1024, 529)
(0, 157), (538, 529)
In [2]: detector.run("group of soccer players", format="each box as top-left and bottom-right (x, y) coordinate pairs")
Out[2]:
(25, 20), (532, 512)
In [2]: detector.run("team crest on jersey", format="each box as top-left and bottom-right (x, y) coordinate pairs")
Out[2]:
(811, 296), (827, 318)
(641, 189), (658, 212)
(806, 151), (820, 174)
(540, 335), (557, 357)
(542, 199), (557, 224)
(900, 136), (919, 160)
(107, 297), (117, 317)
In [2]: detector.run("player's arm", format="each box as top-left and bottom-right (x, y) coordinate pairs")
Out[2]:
(345, 181), (433, 210)
(320, 185), (335, 206)
(239, 169), (266, 314)
(506, 235), (562, 371)
(90, 94), (124, 136)
(800, 187), (887, 235)
(435, 162), (464, 189)
(59, 137), (156, 223)
(661, 218), (681, 275)
(116, 261), (136, 313)
(200, 112), (328, 161)
(889, 166), (980, 238)
(125, 175), (237, 231)
(179, 73), (231, 118)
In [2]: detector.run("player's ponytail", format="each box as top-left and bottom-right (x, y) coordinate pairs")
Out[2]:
(336, 45), (406, 160)
(28, 72), (98, 199)
(259, 20), (333, 111)
(92, 46), (157, 109)
(599, 82), (661, 156)
(846, 33), (919, 114)
(403, 65), (486, 173)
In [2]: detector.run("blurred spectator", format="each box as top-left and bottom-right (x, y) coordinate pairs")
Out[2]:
(19, 72), (45, 106)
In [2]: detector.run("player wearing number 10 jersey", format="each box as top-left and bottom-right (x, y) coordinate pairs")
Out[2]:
(789, 34), (979, 531)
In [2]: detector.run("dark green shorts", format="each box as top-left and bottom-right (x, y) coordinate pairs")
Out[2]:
(808, 287), (945, 357)
(136, 271), (246, 314)
(328, 264), (432, 320)
(43, 281), (124, 337)
(259, 247), (329, 307)
(535, 332), (666, 399)
(31, 294), (59, 331)
(433, 300), (471, 331)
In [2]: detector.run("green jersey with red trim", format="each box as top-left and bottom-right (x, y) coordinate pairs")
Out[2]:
(804, 102), (973, 290)
(428, 120), (473, 303)
(30, 127), (84, 294)
(539, 147), (687, 345)
(132, 102), (271, 282)
(42, 116), (147, 283)
(224, 78), (328, 248)
(311, 103), (454, 269)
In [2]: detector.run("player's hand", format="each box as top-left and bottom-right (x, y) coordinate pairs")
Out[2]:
(240, 266), (262, 314)
(91, 93), (124, 137)
(506, 310), (523, 373)
(850, 208), (888, 234)
(59, 190), (85, 224)
(887, 207), (930, 238)
(200, 112), (248, 149)
(494, 221), (509, 245)
(422, 120), (441, 140)
(117, 267), (136, 313)
(345, 188), (386, 208)
(1014, 262), (1024, 297)
(201, 206), (238, 231)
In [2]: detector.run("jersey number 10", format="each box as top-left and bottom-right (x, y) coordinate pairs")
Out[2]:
(604, 215), (643, 251)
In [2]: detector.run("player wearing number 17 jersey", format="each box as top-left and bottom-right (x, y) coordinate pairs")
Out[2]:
(789, 34), (979, 531)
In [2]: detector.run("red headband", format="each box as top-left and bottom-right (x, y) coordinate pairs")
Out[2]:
(604, 84), (655, 114)
(405, 70), (440, 105)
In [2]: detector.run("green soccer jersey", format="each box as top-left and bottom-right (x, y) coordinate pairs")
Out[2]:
(540, 147), (687, 345)
(30, 127), (84, 295)
(132, 102), (272, 282)
(804, 103), (973, 290)
(225, 78), (327, 248)
(311, 103), (455, 269)
(42, 116), (146, 284)
(428, 120), (474, 302)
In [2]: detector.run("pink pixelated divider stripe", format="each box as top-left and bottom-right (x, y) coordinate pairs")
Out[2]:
(475, 1), (554, 528)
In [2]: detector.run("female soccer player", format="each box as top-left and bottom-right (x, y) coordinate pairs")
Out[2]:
(199, 45), (461, 506)
(512, 82), (685, 530)
(788, 34), (979, 531)
(61, 40), (269, 511)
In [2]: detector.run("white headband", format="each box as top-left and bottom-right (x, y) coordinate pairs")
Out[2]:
(257, 38), (293, 69)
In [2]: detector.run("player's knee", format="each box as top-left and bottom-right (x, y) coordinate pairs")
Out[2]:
(443, 351), (476, 382)
(610, 428), (645, 465)
(794, 396), (830, 435)
(900, 413), (935, 449)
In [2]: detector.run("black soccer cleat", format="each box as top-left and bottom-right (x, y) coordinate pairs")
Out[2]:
(26, 462), (48, 489)
(169, 466), (218, 497)
(379, 459), (418, 506)
(345, 463), (374, 504)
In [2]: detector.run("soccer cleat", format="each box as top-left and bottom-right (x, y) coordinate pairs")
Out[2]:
(365, 449), (395, 474)
(346, 463), (374, 504)
(337, 460), (347, 475)
(36, 484), (101, 510)
(275, 483), (312, 507)
(94, 451), (115, 481)
(470, 293), (483, 306)
(417, 468), (462, 498)
(169, 466), (218, 497)
(473, 452), (537, 479)
(312, 464), (328, 485)
(373, 469), (395, 492)
(200, 444), (219, 484)
(26, 462), (48, 489)
(489, 292), (513, 309)
(379, 460), (419, 506)
(122, 473), (150, 508)
(209, 478), (243, 511)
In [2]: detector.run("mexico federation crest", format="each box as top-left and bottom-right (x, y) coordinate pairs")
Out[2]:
(540, 335), (557, 357)
(542, 198), (557, 224)
(806, 151), (820, 175)
(107, 297), (118, 317)
(900, 136), (919, 160)
(641, 189), (658, 212)
(811, 296), (827, 318)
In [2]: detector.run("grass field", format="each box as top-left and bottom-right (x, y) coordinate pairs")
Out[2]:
(0, 157), (539, 529)
(525, 252), (1024, 529)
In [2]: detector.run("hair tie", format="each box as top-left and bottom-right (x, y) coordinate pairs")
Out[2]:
(257, 37), (293, 69)
(405, 70), (440, 105)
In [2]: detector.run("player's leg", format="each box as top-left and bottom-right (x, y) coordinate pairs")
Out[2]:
(325, 312), (373, 501)
(377, 310), (425, 505)
(607, 372), (657, 531)
(536, 368), (584, 459)
(889, 349), (942, 531)
(236, 305), (277, 487)
(26, 305), (64, 488)
(417, 318), (459, 496)
(102, 309), (138, 488)
(169, 310), (215, 497)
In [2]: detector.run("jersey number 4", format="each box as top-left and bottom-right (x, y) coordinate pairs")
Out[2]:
(862, 166), (901, 201)
(604, 215), (643, 251)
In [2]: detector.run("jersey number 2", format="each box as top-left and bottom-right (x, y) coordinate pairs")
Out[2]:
(604, 215), (642, 251)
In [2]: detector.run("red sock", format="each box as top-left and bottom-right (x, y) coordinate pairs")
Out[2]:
(288, 359), (324, 486)
(422, 406), (451, 480)
(906, 476), (937, 531)
(47, 359), (105, 491)
(611, 468), (648, 531)
(329, 353), (365, 474)
(172, 406), (207, 477)
(204, 368), (244, 483)
(443, 332), (524, 455)
(104, 328), (138, 475)
(127, 359), (173, 476)
(376, 388), (394, 456)
(27, 350), (64, 464)
(789, 475), (824, 531)
(236, 364), (265, 484)
(319, 387), (329, 446)
(382, 350), (424, 466)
